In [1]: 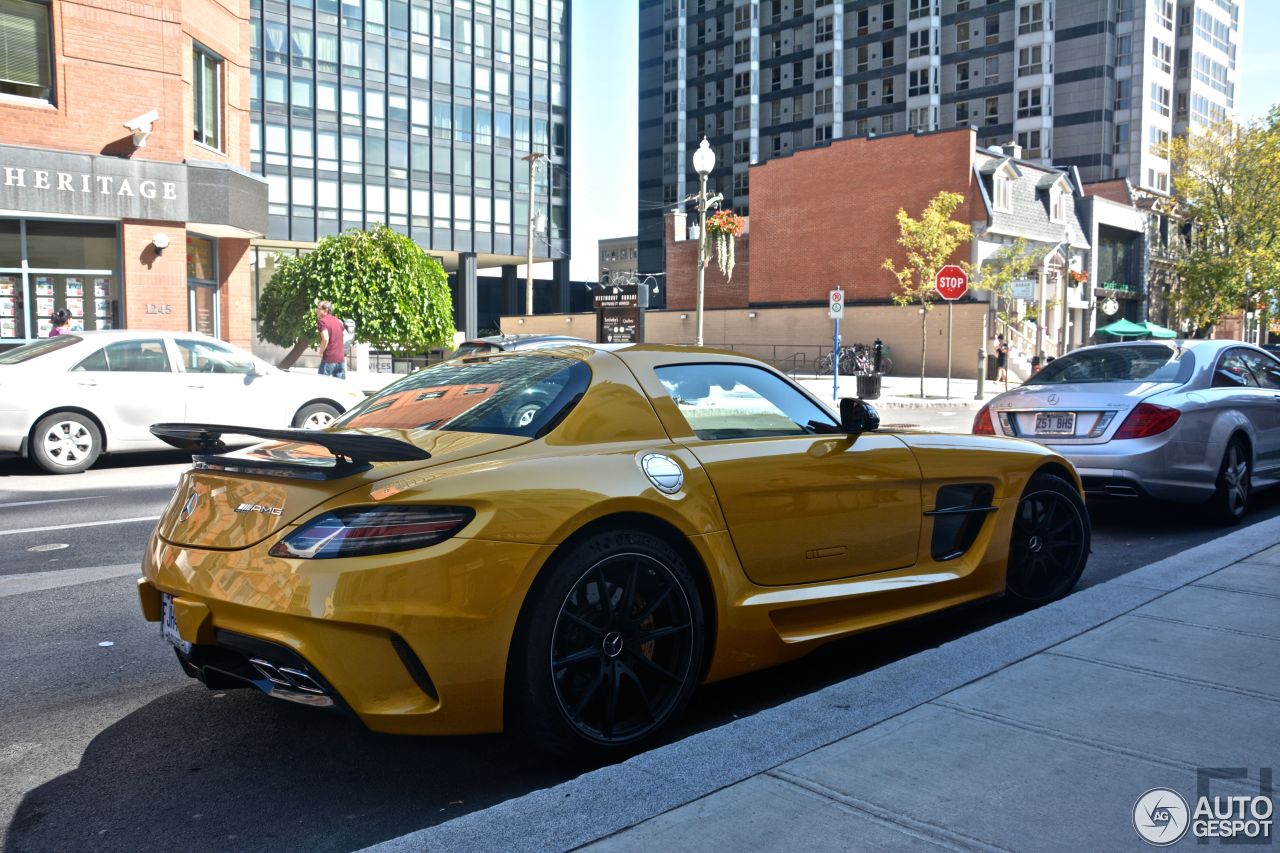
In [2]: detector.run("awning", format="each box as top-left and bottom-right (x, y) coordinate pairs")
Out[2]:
(1142, 321), (1178, 339)
(1096, 318), (1151, 338)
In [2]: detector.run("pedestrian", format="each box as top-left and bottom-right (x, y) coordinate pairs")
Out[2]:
(49, 308), (71, 337)
(315, 300), (346, 379)
(994, 334), (1009, 383)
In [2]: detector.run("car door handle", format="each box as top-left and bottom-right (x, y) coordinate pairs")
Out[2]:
(75, 379), (97, 387)
(185, 383), (204, 389)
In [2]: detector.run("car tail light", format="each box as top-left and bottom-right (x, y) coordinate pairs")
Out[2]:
(972, 405), (995, 435)
(269, 506), (474, 559)
(1112, 403), (1181, 440)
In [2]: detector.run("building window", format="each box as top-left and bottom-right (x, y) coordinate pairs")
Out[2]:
(1114, 78), (1132, 111)
(0, 0), (53, 102)
(1018, 2), (1043, 34)
(882, 77), (895, 104)
(1148, 126), (1170, 156)
(993, 173), (1011, 211)
(1113, 122), (1129, 153)
(1116, 35), (1132, 65)
(1148, 169), (1169, 192)
(882, 113), (894, 133)
(956, 61), (970, 91)
(1016, 87), (1042, 118)
(192, 45), (223, 150)
(908, 30), (930, 59)
(734, 71), (751, 97)
(956, 21), (969, 50)
(1017, 45), (1042, 76)
(815, 52), (833, 79)
(908, 68), (933, 97)
(985, 95), (999, 126)
(1049, 185), (1064, 222)
(187, 235), (219, 336)
(1018, 129), (1042, 159)
(816, 17), (833, 43)
(1151, 37), (1171, 74)
(882, 39), (894, 68)
(816, 124), (832, 143)
(985, 13), (1000, 46)
(908, 0), (933, 20)
(955, 101), (969, 127)
(1150, 82), (1171, 117)
(908, 106), (932, 131)
(882, 2), (894, 29)
(855, 82), (868, 109)
(1155, 0), (1173, 30)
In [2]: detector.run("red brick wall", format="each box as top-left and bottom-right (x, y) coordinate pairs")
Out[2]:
(122, 221), (187, 331)
(0, 0), (250, 171)
(747, 129), (980, 305)
(219, 237), (252, 348)
(664, 211), (752, 310)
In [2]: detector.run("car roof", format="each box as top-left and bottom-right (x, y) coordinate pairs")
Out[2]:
(59, 330), (227, 342)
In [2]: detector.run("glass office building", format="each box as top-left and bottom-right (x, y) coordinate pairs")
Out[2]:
(248, 0), (571, 336)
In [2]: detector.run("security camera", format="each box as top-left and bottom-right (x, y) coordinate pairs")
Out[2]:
(123, 110), (159, 148)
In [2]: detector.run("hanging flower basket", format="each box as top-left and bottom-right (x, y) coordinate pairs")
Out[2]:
(705, 209), (746, 281)
(1068, 269), (1088, 285)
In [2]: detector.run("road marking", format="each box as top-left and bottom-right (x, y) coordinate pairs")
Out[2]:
(0, 495), (106, 509)
(0, 563), (138, 598)
(0, 516), (161, 536)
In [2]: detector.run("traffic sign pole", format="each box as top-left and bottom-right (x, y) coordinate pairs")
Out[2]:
(934, 265), (968, 402)
(828, 288), (844, 402)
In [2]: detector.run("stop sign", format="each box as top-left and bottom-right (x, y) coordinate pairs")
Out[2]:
(935, 264), (968, 301)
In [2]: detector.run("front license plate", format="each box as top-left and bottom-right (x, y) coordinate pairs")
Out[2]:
(160, 593), (192, 655)
(1035, 412), (1076, 436)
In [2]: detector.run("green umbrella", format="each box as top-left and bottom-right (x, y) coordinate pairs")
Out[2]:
(1142, 321), (1178, 339)
(1096, 318), (1151, 339)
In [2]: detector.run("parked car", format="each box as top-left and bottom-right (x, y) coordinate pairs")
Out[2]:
(452, 333), (589, 357)
(973, 339), (1280, 523)
(0, 331), (366, 474)
(140, 345), (1089, 755)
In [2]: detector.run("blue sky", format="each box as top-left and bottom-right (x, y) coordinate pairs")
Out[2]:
(566, 1), (1278, 281)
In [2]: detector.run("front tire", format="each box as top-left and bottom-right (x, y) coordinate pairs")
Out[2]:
(1004, 473), (1090, 608)
(293, 402), (340, 429)
(509, 529), (704, 757)
(31, 412), (102, 474)
(1210, 437), (1251, 526)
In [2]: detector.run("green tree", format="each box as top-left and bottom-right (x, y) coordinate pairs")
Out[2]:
(257, 224), (455, 368)
(883, 191), (973, 396)
(1167, 107), (1280, 334)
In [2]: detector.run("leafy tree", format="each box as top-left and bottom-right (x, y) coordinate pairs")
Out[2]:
(257, 225), (455, 368)
(883, 191), (973, 396)
(1167, 107), (1280, 334)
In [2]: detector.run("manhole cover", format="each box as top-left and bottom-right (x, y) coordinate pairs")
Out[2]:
(27, 543), (70, 553)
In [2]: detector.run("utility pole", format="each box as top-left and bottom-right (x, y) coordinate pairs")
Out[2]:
(523, 152), (546, 316)
(690, 138), (721, 347)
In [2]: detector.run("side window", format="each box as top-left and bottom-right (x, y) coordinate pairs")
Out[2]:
(1213, 349), (1260, 388)
(74, 339), (172, 373)
(174, 339), (256, 374)
(1239, 350), (1280, 391)
(655, 363), (839, 440)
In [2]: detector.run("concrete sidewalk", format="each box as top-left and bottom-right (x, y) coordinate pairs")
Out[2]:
(366, 518), (1280, 853)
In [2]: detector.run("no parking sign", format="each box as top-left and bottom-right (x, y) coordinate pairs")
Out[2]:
(828, 289), (844, 319)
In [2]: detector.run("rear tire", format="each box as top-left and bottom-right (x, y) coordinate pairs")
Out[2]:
(31, 412), (101, 474)
(508, 528), (704, 758)
(293, 402), (340, 429)
(1004, 473), (1090, 608)
(1210, 437), (1251, 526)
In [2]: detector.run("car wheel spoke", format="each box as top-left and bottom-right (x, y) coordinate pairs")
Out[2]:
(624, 645), (684, 683)
(568, 661), (606, 719)
(552, 647), (599, 670)
(635, 623), (691, 643)
(560, 609), (604, 636)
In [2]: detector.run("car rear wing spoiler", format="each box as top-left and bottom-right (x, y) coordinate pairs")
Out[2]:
(149, 422), (431, 481)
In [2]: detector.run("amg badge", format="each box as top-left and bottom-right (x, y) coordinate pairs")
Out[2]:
(235, 503), (284, 516)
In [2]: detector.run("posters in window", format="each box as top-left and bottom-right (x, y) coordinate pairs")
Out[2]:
(35, 277), (53, 296)
(0, 277), (13, 296)
(94, 279), (110, 297)
(67, 297), (84, 317)
(66, 278), (83, 298)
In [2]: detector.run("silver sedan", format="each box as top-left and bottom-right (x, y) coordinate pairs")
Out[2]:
(973, 339), (1280, 524)
(0, 331), (366, 473)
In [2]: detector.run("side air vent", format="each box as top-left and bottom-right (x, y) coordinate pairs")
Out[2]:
(926, 484), (997, 562)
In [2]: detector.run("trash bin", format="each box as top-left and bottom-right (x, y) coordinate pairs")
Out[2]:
(986, 357), (999, 380)
(856, 373), (882, 400)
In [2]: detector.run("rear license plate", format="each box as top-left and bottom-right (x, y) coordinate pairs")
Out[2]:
(1035, 412), (1076, 436)
(160, 593), (192, 655)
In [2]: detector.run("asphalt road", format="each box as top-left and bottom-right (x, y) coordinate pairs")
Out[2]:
(3, 438), (1277, 853)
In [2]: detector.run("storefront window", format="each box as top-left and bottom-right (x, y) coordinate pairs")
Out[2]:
(0, 218), (119, 343)
(187, 234), (219, 336)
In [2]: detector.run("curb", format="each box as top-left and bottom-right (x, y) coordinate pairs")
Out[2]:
(361, 517), (1280, 853)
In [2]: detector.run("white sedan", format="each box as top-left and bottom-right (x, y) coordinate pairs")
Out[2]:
(0, 331), (367, 473)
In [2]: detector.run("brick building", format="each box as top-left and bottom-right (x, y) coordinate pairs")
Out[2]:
(0, 0), (266, 347)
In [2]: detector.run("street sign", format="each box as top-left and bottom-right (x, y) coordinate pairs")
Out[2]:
(935, 265), (968, 301)
(828, 288), (844, 319)
(1011, 278), (1036, 300)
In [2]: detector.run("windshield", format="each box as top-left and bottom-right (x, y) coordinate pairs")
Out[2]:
(0, 335), (82, 364)
(1030, 344), (1194, 385)
(333, 353), (590, 437)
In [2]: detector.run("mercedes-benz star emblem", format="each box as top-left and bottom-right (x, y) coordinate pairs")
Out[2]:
(177, 490), (200, 523)
(1047, 393), (1060, 406)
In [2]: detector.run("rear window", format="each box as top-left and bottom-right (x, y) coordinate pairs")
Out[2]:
(0, 335), (82, 364)
(454, 341), (499, 356)
(1030, 344), (1194, 385)
(333, 353), (590, 437)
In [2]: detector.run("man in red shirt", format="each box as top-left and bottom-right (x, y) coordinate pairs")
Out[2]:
(315, 301), (346, 379)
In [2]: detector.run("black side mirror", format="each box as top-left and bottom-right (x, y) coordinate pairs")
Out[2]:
(839, 397), (880, 433)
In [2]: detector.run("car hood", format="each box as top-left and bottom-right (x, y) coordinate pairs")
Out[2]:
(157, 428), (528, 550)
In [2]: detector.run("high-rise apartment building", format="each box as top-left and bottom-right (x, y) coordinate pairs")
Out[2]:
(249, 0), (571, 336)
(637, 0), (1242, 284)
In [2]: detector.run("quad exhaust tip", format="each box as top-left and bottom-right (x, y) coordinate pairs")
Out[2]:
(249, 657), (334, 707)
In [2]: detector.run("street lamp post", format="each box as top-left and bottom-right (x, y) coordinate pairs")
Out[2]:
(523, 152), (546, 316)
(692, 138), (716, 348)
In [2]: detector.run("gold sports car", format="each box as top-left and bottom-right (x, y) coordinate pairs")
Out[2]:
(138, 345), (1090, 754)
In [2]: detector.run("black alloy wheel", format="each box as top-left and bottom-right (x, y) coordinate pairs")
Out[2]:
(1210, 437), (1251, 526)
(1004, 473), (1090, 608)
(509, 529), (704, 756)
